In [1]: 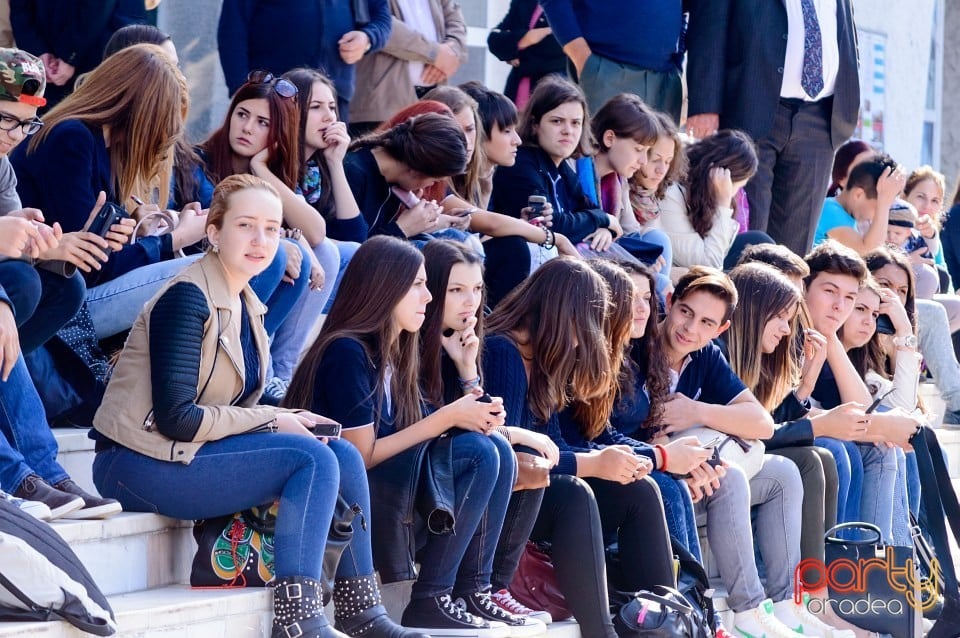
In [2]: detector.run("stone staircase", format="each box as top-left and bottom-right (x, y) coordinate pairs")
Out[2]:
(5, 386), (960, 637)
(0, 429), (580, 637)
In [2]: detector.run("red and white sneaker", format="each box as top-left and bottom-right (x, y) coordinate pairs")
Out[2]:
(489, 589), (553, 625)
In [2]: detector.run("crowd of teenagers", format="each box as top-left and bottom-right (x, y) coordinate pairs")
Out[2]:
(0, 7), (959, 638)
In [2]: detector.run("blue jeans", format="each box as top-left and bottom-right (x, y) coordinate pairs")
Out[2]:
(814, 437), (861, 532)
(815, 436), (898, 542)
(905, 450), (921, 516)
(411, 432), (513, 599)
(454, 433), (515, 595)
(322, 240), (359, 314)
(650, 470), (701, 561)
(93, 435), (372, 580)
(271, 239), (340, 381)
(87, 254), (202, 339)
(0, 262), (86, 353)
(0, 356), (69, 491)
(250, 239), (312, 338)
(627, 229), (673, 303)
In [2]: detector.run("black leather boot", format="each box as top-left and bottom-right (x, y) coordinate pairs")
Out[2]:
(272, 576), (348, 638)
(333, 575), (428, 638)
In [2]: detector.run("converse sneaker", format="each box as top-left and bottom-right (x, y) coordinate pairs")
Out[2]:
(402, 594), (509, 637)
(13, 474), (84, 520)
(774, 594), (856, 638)
(0, 488), (52, 521)
(489, 589), (553, 624)
(733, 599), (824, 638)
(455, 591), (546, 637)
(53, 479), (122, 519)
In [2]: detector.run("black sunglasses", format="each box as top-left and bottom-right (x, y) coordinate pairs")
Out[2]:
(246, 70), (298, 99)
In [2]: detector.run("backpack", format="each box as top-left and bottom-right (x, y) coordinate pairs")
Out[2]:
(0, 497), (116, 635)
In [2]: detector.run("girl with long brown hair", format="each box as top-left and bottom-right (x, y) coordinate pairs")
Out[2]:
(575, 261), (711, 560)
(481, 258), (675, 638)
(200, 73), (343, 395)
(657, 130), (771, 275)
(11, 44), (205, 339)
(420, 239), (559, 626)
(286, 236), (535, 637)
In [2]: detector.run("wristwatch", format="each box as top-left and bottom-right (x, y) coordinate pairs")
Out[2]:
(892, 334), (918, 349)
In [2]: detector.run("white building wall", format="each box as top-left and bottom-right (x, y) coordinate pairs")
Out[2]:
(851, 0), (937, 169)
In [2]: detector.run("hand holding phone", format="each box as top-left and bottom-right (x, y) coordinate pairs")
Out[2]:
(313, 421), (342, 439)
(86, 202), (129, 241)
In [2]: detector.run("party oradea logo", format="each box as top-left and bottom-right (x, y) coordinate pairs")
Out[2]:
(793, 547), (940, 615)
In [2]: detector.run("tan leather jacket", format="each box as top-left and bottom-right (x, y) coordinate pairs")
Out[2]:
(351, 0), (467, 124)
(93, 253), (293, 463)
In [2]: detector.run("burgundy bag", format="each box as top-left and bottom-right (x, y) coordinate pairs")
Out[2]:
(509, 542), (573, 621)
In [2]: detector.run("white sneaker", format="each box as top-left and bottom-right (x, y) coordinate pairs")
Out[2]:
(489, 589), (553, 624)
(774, 595), (856, 638)
(0, 489), (52, 521)
(733, 599), (823, 638)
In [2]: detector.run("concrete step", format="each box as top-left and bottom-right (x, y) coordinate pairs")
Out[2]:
(53, 428), (96, 496)
(0, 584), (587, 638)
(0, 586), (270, 638)
(48, 513), (193, 597)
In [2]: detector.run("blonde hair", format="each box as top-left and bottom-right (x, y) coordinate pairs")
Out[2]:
(29, 44), (187, 211)
(206, 174), (280, 231)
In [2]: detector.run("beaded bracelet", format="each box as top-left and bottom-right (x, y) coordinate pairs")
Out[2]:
(540, 227), (555, 250)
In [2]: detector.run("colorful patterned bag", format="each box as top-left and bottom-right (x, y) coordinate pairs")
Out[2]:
(190, 503), (278, 588)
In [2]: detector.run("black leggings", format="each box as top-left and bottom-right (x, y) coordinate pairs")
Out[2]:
(527, 474), (674, 638)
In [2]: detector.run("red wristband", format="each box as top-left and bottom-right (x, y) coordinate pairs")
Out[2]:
(654, 444), (667, 471)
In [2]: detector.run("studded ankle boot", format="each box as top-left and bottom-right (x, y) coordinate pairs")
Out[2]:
(333, 575), (428, 638)
(272, 576), (348, 638)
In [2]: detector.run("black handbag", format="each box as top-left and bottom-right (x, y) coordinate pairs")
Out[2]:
(191, 495), (360, 604)
(823, 522), (921, 638)
(613, 586), (702, 638)
(607, 538), (716, 638)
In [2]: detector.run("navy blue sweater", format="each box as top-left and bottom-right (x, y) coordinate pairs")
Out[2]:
(217, 0), (391, 119)
(481, 334), (578, 475)
(489, 145), (610, 244)
(11, 120), (174, 286)
(540, 0), (686, 73)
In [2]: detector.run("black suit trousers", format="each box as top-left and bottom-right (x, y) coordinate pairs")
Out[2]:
(745, 99), (837, 256)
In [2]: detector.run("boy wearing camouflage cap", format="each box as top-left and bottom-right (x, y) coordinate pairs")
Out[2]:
(0, 47), (122, 521)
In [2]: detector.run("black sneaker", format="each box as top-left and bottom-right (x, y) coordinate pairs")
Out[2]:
(13, 474), (84, 520)
(454, 591), (546, 637)
(53, 479), (122, 519)
(401, 594), (509, 637)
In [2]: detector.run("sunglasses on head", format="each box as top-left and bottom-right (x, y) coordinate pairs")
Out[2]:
(246, 70), (298, 99)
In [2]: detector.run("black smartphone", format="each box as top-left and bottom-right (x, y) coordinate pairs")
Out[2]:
(527, 195), (547, 216)
(865, 388), (896, 414)
(87, 202), (129, 240)
(705, 446), (723, 469)
(876, 314), (896, 335)
(476, 392), (503, 416)
(313, 421), (342, 439)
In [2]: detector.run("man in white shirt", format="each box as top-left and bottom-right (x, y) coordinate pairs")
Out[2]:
(685, 0), (860, 257)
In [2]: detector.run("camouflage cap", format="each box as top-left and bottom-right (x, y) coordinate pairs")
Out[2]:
(0, 48), (46, 107)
